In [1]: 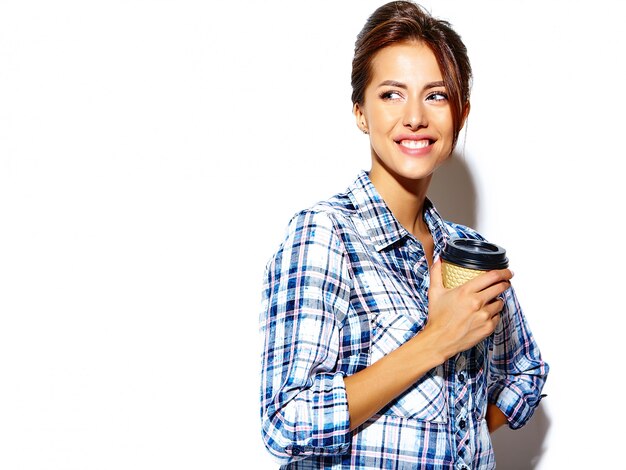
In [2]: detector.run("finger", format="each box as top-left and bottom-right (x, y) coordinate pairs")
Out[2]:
(477, 309), (501, 338)
(484, 298), (505, 318)
(429, 257), (444, 290)
(489, 312), (502, 330)
(478, 281), (511, 306)
(466, 269), (513, 294)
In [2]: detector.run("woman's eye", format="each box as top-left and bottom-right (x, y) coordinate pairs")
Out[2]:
(427, 91), (448, 102)
(380, 90), (403, 100)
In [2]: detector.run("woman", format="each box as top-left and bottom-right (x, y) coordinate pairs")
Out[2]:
(260, 2), (549, 468)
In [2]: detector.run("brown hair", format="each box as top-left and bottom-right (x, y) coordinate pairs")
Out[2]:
(351, 1), (472, 146)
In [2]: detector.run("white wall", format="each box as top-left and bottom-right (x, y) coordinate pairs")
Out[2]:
(1, 1), (624, 468)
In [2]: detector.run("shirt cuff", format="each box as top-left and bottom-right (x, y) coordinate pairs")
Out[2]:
(488, 381), (544, 430)
(268, 373), (352, 464)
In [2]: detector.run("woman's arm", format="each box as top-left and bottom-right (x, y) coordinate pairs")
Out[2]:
(261, 211), (515, 460)
(486, 404), (508, 433)
(260, 211), (352, 463)
(487, 286), (549, 430)
(345, 259), (513, 430)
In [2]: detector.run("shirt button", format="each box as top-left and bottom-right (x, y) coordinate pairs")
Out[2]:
(459, 419), (466, 430)
(292, 446), (302, 455)
(458, 372), (466, 383)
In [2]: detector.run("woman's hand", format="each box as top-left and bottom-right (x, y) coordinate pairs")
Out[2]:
(344, 258), (513, 431)
(424, 258), (513, 360)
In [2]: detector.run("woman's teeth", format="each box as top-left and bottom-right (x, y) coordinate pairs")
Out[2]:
(400, 139), (430, 149)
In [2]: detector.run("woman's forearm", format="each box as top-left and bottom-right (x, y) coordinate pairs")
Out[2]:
(486, 403), (508, 433)
(344, 331), (445, 431)
(344, 264), (513, 431)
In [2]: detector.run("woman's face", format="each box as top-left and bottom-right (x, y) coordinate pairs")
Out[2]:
(354, 41), (457, 183)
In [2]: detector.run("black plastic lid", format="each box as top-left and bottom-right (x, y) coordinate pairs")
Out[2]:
(441, 238), (508, 270)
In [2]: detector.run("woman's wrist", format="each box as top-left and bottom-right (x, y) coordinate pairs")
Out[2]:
(413, 324), (454, 367)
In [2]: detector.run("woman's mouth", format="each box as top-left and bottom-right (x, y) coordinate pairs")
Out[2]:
(399, 139), (432, 149)
(395, 137), (435, 155)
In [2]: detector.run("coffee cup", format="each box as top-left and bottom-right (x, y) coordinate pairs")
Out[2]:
(440, 238), (509, 289)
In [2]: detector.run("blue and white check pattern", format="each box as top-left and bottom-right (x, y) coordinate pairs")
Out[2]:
(260, 171), (549, 469)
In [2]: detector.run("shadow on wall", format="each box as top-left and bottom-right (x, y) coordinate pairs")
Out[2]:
(491, 405), (551, 469)
(429, 153), (551, 468)
(428, 152), (477, 229)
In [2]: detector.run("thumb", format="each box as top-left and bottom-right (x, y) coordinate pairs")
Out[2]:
(430, 256), (444, 290)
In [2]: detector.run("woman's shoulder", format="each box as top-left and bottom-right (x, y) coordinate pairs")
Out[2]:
(286, 191), (356, 229)
(266, 195), (355, 265)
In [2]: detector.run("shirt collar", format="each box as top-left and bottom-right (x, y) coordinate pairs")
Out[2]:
(346, 171), (448, 253)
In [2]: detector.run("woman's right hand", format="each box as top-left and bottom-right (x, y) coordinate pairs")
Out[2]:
(344, 258), (513, 431)
(423, 258), (513, 360)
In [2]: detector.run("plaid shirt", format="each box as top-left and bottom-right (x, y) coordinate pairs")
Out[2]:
(260, 172), (549, 469)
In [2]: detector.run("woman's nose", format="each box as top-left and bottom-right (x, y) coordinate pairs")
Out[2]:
(403, 100), (427, 130)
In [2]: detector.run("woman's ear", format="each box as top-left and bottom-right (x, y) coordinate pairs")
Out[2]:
(353, 103), (368, 134)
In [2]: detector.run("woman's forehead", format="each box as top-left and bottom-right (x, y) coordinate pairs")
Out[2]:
(369, 41), (443, 87)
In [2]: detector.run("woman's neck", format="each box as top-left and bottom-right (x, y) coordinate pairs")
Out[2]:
(369, 166), (432, 237)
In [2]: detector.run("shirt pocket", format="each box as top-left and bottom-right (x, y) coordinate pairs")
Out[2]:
(369, 309), (449, 423)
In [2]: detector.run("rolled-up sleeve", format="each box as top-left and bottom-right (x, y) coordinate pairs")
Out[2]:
(488, 286), (549, 429)
(260, 210), (352, 464)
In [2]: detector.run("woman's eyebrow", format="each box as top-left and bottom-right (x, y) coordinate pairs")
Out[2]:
(424, 80), (445, 90)
(377, 80), (446, 90)
(377, 80), (407, 89)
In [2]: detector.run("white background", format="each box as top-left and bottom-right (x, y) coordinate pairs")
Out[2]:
(1, 1), (624, 468)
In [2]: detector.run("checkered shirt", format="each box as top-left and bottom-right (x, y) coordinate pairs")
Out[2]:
(260, 171), (549, 469)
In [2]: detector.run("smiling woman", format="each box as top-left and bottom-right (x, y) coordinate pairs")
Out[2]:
(354, 41), (459, 246)
(259, 2), (549, 469)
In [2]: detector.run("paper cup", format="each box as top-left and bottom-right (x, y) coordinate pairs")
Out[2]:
(440, 238), (509, 289)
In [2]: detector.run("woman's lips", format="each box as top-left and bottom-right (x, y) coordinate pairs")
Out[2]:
(395, 136), (435, 155)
